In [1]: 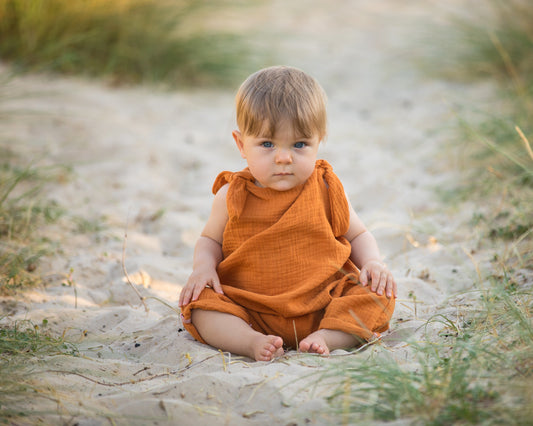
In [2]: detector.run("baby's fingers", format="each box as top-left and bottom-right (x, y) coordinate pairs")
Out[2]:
(359, 266), (370, 286)
(370, 270), (387, 296)
(375, 271), (396, 299)
(191, 282), (208, 303)
(387, 275), (398, 299)
(178, 285), (193, 307)
(211, 276), (224, 295)
(179, 280), (204, 307)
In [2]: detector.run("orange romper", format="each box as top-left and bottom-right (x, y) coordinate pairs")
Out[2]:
(181, 160), (394, 348)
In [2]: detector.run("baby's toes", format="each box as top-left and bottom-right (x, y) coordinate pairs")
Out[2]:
(312, 342), (328, 355)
(299, 341), (311, 352)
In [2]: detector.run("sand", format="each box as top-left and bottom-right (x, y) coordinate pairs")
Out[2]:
(1, 1), (496, 424)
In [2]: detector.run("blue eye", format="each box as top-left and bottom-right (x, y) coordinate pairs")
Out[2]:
(262, 141), (274, 148)
(294, 142), (306, 148)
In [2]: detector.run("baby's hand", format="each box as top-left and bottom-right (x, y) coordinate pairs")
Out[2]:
(359, 260), (397, 298)
(178, 267), (223, 307)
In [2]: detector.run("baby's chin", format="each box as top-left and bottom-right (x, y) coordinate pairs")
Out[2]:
(253, 171), (313, 190)
(256, 178), (305, 191)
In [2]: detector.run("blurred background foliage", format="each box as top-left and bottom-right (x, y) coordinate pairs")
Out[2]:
(0, 0), (268, 87)
(422, 0), (532, 261)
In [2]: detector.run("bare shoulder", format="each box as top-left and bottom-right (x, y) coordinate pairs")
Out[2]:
(214, 182), (230, 198)
(202, 183), (229, 243)
(212, 183), (230, 214)
(343, 193), (367, 242)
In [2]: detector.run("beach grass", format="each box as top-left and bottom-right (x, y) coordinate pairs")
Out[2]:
(432, 0), (533, 421)
(420, 0), (533, 86)
(0, 147), (68, 295)
(0, 0), (262, 87)
(431, 0), (533, 190)
(321, 1), (533, 423)
(418, 0), (533, 265)
(0, 319), (79, 422)
(443, 0), (533, 268)
(321, 273), (532, 424)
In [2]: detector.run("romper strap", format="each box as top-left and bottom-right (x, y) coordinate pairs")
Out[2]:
(317, 160), (350, 237)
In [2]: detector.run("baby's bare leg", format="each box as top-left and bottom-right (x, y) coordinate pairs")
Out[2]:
(299, 329), (358, 355)
(191, 309), (284, 361)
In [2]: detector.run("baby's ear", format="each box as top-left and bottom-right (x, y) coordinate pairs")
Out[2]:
(232, 130), (246, 159)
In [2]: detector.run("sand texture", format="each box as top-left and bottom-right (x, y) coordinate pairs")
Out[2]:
(1, 1), (498, 424)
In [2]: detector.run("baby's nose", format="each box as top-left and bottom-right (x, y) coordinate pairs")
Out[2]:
(275, 149), (293, 163)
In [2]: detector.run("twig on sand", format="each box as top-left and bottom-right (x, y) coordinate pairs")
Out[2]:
(121, 219), (183, 316)
(293, 320), (299, 352)
(219, 349), (229, 372)
(122, 217), (148, 312)
(43, 353), (220, 387)
(245, 372), (281, 403)
(145, 296), (180, 315)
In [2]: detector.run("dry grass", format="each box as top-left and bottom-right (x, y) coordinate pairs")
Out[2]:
(0, 147), (68, 294)
(0, 319), (79, 422)
(0, 0), (264, 87)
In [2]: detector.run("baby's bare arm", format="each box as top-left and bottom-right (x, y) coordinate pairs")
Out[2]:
(179, 236), (223, 306)
(349, 231), (397, 298)
(344, 198), (397, 298)
(179, 184), (229, 307)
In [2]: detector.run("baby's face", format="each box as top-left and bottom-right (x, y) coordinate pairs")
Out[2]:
(233, 120), (320, 191)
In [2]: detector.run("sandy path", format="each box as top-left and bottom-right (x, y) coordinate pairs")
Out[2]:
(2, 1), (491, 424)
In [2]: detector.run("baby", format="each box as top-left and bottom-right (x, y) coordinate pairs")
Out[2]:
(179, 65), (396, 361)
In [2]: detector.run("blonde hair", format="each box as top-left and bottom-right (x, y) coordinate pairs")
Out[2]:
(235, 66), (327, 140)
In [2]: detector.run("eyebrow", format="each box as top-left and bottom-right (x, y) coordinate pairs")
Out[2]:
(255, 133), (310, 139)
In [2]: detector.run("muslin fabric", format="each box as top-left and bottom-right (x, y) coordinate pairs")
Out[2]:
(181, 160), (394, 348)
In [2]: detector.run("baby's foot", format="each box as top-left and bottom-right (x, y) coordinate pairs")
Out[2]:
(299, 331), (329, 355)
(251, 335), (284, 361)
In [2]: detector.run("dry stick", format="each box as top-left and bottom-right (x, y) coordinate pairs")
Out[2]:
(515, 125), (533, 161)
(144, 295), (180, 315)
(66, 268), (78, 309)
(293, 320), (299, 352)
(122, 218), (148, 312)
(488, 30), (530, 109)
(132, 366), (149, 376)
(218, 349), (228, 372)
(121, 221), (181, 315)
(44, 370), (167, 387)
